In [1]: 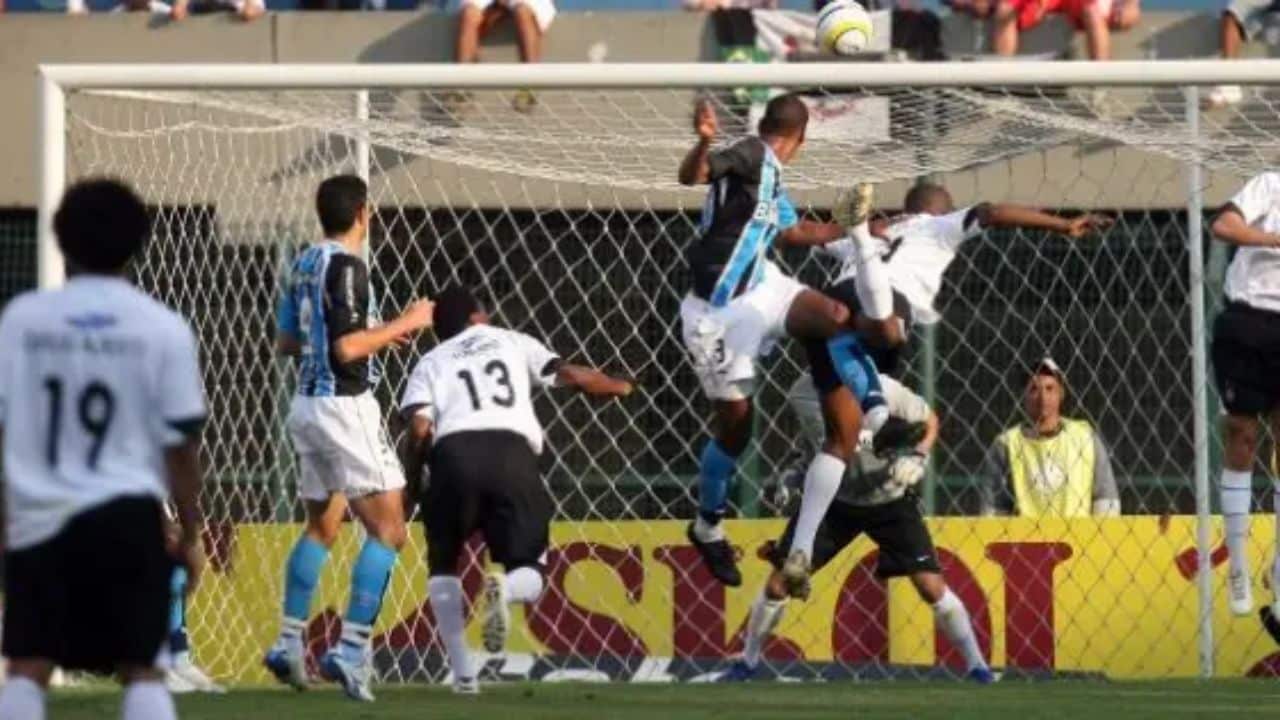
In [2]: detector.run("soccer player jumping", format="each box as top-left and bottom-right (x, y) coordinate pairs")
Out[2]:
(677, 94), (897, 588)
(264, 175), (435, 702)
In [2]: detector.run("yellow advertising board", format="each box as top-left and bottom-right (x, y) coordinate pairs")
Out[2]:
(190, 516), (1280, 682)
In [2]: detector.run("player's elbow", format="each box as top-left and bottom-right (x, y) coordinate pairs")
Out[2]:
(1211, 212), (1240, 240)
(332, 336), (363, 364)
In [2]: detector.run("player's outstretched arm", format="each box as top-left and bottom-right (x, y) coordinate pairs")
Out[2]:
(1212, 206), (1280, 247)
(556, 364), (634, 398)
(678, 100), (717, 186)
(164, 439), (206, 594)
(333, 298), (434, 364)
(778, 220), (849, 248)
(980, 204), (1112, 238)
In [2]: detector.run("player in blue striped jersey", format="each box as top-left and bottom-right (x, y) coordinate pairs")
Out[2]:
(677, 94), (901, 587)
(263, 175), (434, 702)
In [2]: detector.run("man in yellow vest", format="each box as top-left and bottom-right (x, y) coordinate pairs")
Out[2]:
(982, 358), (1119, 518)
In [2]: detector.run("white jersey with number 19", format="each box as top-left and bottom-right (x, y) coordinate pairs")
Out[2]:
(400, 324), (560, 455)
(0, 276), (206, 551)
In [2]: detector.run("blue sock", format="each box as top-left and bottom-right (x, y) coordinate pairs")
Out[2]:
(344, 538), (398, 627)
(284, 535), (330, 622)
(698, 439), (738, 524)
(827, 332), (884, 411)
(169, 567), (189, 655)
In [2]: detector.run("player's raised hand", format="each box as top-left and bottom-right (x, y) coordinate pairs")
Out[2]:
(1064, 213), (1113, 239)
(693, 99), (718, 142)
(399, 298), (435, 332)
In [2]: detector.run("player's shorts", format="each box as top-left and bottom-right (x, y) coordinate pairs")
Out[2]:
(680, 261), (807, 401)
(3, 496), (173, 673)
(1212, 301), (1280, 415)
(423, 429), (552, 576)
(770, 496), (940, 578)
(461, 0), (556, 32)
(286, 392), (406, 501)
(1226, 0), (1280, 40)
(1004, 0), (1108, 30)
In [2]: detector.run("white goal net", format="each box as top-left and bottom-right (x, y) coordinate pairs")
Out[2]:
(44, 62), (1280, 683)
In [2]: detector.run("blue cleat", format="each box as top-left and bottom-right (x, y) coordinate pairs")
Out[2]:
(967, 667), (996, 685)
(320, 650), (375, 702)
(262, 647), (307, 691)
(721, 660), (757, 682)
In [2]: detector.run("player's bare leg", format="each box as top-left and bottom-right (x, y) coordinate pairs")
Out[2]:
(455, 5), (485, 63)
(783, 288), (849, 341)
(118, 665), (176, 720)
(511, 5), (541, 112)
(264, 494), (347, 690)
(689, 398), (753, 587)
(1262, 410), (1280, 643)
(1221, 412), (1259, 616)
(909, 573), (993, 683)
(784, 386), (861, 599)
(0, 659), (53, 720)
(991, 0), (1020, 56)
(320, 489), (407, 703)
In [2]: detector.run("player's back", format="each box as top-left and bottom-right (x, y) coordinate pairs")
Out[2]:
(404, 324), (559, 455)
(0, 275), (204, 550)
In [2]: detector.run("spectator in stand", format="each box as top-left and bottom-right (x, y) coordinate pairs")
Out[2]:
(948, 0), (1140, 61)
(66, 0), (264, 21)
(982, 358), (1120, 519)
(456, 0), (555, 112)
(1207, 1), (1280, 108)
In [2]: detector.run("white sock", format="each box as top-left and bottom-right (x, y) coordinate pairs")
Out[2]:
(790, 453), (846, 559)
(693, 515), (726, 543)
(850, 223), (892, 321)
(277, 615), (306, 655)
(505, 566), (545, 603)
(338, 620), (373, 665)
(121, 680), (176, 720)
(1221, 468), (1253, 577)
(0, 676), (45, 720)
(932, 588), (986, 672)
(743, 591), (786, 669)
(428, 575), (475, 682)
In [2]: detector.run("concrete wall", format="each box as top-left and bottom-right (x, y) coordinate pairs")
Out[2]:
(0, 9), (1264, 208)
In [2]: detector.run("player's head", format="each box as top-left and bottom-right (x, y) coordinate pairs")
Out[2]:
(1024, 357), (1066, 426)
(315, 174), (370, 241)
(758, 93), (809, 162)
(903, 183), (954, 216)
(434, 285), (490, 341)
(54, 177), (149, 276)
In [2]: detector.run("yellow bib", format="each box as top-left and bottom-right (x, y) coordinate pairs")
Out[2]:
(1000, 419), (1096, 519)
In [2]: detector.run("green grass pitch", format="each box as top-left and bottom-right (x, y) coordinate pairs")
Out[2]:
(49, 681), (1278, 719)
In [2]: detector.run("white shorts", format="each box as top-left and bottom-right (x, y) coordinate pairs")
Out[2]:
(462, 0), (556, 32)
(286, 393), (406, 502)
(679, 262), (807, 401)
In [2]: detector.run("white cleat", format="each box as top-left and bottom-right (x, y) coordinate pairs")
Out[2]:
(483, 572), (511, 654)
(320, 650), (375, 703)
(834, 182), (875, 229)
(781, 549), (812, 600)
(1228, 568), (1254, 617)
(452, 676), (480, 695)
(167, 655), (226, 694)
(263, 645), (308, 691)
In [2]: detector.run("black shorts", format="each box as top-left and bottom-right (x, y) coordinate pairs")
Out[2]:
(1212, 301), (1280, 415)
(813, 279), (912, 379)
(3, 496), (173, 673)
(771, 496), (940, 578)
(423, 430), (552, 576)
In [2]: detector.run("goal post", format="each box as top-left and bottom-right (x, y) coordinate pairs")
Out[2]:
(36, 59), (1280, 684)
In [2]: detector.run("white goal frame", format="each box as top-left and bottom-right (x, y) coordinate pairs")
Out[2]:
(37, 59), (1280, 679)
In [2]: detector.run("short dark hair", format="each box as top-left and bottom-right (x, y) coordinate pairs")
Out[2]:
(54, 178), (149, 274)
(434, 286), (482, 341)
(758, 93), (809, 138)
(315, 174), (368, 237)
(903, 183), (952, 214)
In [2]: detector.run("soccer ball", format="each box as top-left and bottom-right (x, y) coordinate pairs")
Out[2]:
(816, 0), (874, 56)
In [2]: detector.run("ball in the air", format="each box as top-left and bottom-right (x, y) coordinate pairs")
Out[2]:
(817, 0), (874, 55)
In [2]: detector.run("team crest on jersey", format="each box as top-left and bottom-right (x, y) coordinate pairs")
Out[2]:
(66, 312), (117, 330)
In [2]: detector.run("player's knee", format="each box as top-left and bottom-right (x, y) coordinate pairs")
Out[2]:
(305, 523), (340, 548)
(510, 3), (536, 24)
(6, 660), (55, 688)
(993, 0), (1016, 22)
(373, 522), (408, 551)
(765, 571), (789, 601)
(912, 573), (946, 605)
(714, 400), (753, 454)
(457, 5), (484, 30)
